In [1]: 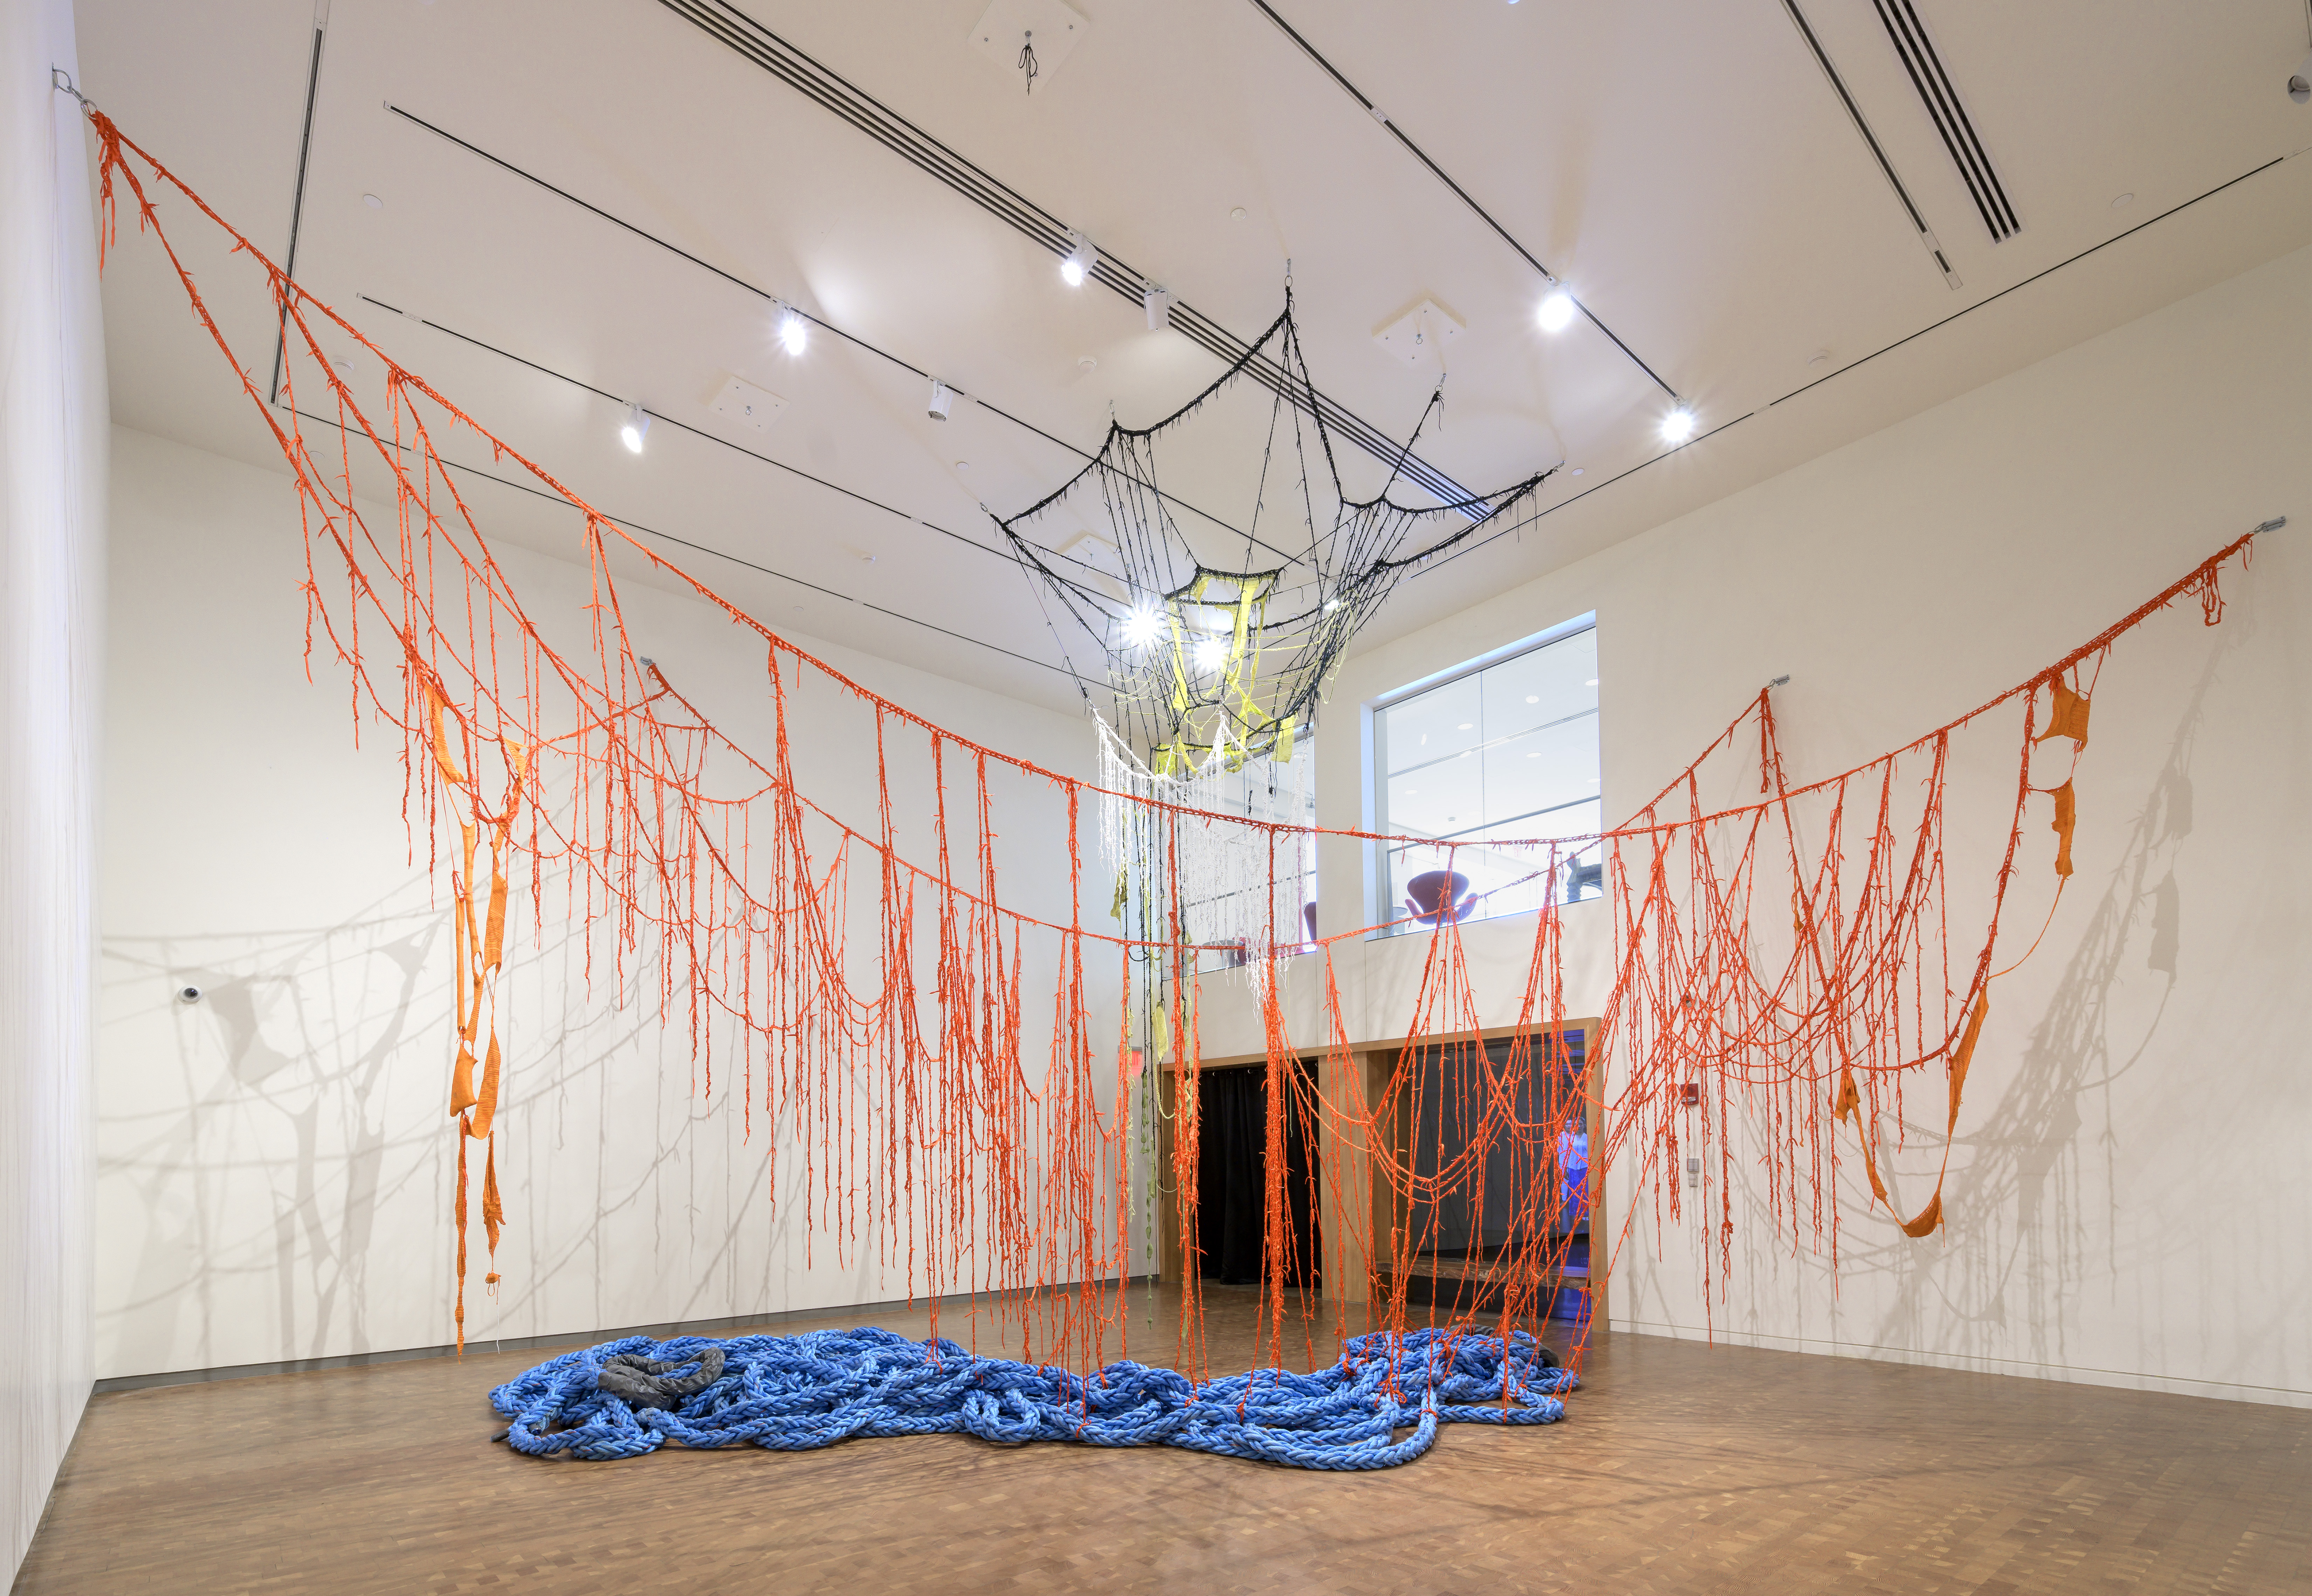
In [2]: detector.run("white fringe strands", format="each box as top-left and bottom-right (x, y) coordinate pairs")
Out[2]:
(1097, 715), (1314, 1024)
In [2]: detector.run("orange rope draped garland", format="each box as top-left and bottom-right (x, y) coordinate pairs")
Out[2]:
(84, 102), (2273, 1370)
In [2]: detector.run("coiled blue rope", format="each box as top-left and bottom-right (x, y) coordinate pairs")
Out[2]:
(490, 1325), (1577, 1470)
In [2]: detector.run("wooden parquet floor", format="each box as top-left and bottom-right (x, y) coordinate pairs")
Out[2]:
(18, 1287), (2311, 1595)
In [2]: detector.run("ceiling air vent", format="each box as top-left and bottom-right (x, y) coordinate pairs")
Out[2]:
(1870, 0), (2019, 242)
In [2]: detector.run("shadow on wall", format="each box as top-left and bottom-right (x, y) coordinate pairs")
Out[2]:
(1635, 615), (2250, 1378)
(99, 883), (449, 1375)
(96, 857), (1084, 1376)
(96, 873), (775, 1376)
(1838, 620), (2237, 1370)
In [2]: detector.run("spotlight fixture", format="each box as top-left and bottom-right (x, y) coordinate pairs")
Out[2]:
(1060, 232), (1097, 286)
(1122, 608), (1163, 646)
(1192, 637), (1225, 669)
(1536, 290), (1575, 332)
(928, 380), (955, 421)
(2292, 51), (2312, 103)
(1322, 597), (1342, 613)
(778, 308), (808, 356)
(1660, 407), (1697, 444)
(619, 402), (650, 454)
(1143, 282), (1170, 332)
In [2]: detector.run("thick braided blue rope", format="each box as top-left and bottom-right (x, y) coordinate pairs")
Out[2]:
(490, 1326), (1578, 1470)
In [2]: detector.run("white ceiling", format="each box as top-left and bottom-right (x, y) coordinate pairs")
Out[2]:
(76, 0), (2312, 720)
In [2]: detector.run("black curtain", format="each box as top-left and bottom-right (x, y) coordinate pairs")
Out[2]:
(1195, 1064), (1319, 1287)
(1410, 1036), (1587, 1256)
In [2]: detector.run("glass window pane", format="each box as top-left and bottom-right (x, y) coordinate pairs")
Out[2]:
(1374, 623), (1599, 934)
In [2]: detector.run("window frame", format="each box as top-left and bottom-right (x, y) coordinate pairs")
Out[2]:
(1358, 611), (1600, 939)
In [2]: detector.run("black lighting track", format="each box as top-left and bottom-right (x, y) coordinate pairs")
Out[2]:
(277, 385), (1100, 684)
(267, 5), (330, 405)
(353, 290), (1132, 594)
(1240, 0), (1681, 403)
(1776, 0), (1964, 289)
(1868, 0), (2018, 243)
(650, 0), (1481, 512)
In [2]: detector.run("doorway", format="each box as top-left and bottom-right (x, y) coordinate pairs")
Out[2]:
(1392, 1028), (1593, 1324)
(1193, 1062), (1320, 1288)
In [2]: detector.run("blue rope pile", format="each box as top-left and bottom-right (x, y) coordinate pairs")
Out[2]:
(490, 1325), (1578, 1470)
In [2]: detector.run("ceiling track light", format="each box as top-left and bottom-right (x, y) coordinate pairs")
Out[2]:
(2292, 51), (2312, 103)
(777, 305), (808, 356)
(1536, 289), (1575, 333)
(1660, 406), (1697, 444)
(621, 11), (1493, 501)
(1060, 231), (1097, 287)
(620, 402), (651, 453)
(1143, 281), (1171, 331)
(928, 379), (955, 421)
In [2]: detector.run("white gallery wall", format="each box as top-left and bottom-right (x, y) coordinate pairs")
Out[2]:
(98, 424), (1128, 1382)
(1195, 238), (2312, 1405)
(0, 0), (106, 1577)
(87, 179), (2311, 1414)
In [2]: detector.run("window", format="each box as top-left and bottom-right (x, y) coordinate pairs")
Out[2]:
(1371, 621), (1601, 934)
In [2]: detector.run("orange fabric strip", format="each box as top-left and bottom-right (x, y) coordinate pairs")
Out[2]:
(1836, 989), (1988, 1237)
(430, 693), (466, 786)
(2035, 679), (2091, 746)
(448, 1043), (477, 1117)
(469, 1036), (502, 1142)
(482, 1138), (504, 1253)
(482, 866), (508, 973)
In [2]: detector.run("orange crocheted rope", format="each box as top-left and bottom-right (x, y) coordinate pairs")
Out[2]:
(84, 102), (2271, 1364)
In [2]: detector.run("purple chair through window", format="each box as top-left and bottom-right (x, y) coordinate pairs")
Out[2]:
(1404, 869), (1478, 926)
